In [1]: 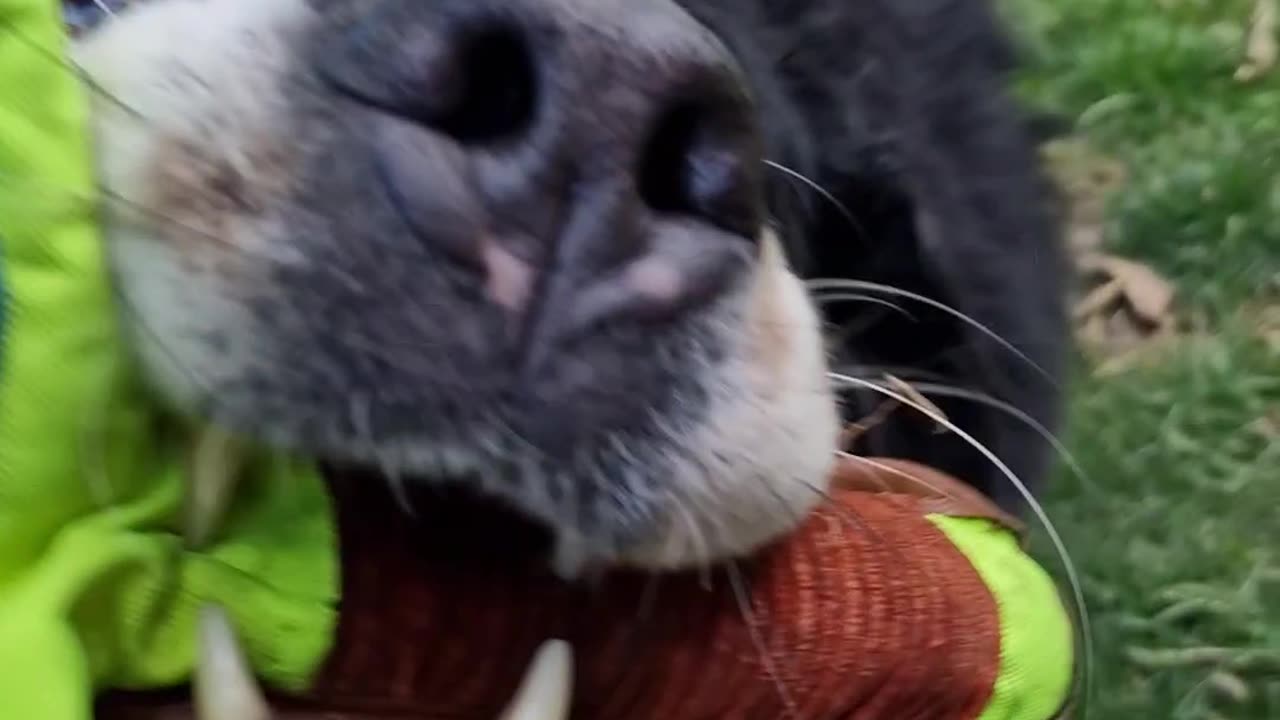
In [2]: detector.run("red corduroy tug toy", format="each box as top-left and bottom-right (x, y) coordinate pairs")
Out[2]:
(96, 456), (1078, 720)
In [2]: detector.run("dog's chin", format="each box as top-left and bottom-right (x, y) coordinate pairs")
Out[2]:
(323, 442), (836, 581)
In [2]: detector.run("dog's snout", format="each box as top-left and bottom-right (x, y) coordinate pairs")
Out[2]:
(322, 0), (764, 340)
(87, 0), (842, 569)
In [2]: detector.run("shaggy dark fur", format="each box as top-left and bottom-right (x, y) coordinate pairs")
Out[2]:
(690, 0), (1069, 511)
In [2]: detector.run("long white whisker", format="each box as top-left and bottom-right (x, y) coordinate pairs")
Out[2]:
(779, 464), (940, 659)
(763, 159), (867, 243)
(809, 279), (1058, 388)
(811, 291), (918, 321)
(668, 489), (714, 588)
(91, 0), (119, 20)
(828, 366), (950, 384)
(725, 560), (798, 719)
(350, 395), (417, 518)
(833, 451), (964, 502)
(382, 461), (418, 519)
(887, 380), (1093, 492)
(771, 460), (953, 666)
(0, 17), (148, 122)
(827, 371), (1093, 715)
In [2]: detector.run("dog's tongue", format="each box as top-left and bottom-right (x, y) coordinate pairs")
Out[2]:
(99, 456), (1009, 720)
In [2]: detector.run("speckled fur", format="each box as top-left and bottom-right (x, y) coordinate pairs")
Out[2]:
(72, 0), (1065, 569)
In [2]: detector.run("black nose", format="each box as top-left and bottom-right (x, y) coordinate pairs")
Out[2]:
(320, 0), (764, 350)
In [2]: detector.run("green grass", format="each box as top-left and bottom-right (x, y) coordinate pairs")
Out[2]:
(1007, 0), (1280, 313)
(997, 0), (1280, 717)
(1042, 333), (1280, 718)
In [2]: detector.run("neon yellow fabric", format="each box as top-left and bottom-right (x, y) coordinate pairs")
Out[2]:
(927, 515), (1074, 720)
(0, 2), (338, 718)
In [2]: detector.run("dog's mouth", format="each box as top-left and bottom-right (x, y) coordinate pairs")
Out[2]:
(182, 425), (577, 720)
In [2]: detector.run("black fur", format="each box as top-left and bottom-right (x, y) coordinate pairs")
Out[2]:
(690, 0), (1069, 511)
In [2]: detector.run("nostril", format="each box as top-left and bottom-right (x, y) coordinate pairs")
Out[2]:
(327, 17), (539, 145)
(637, 98), (763, 239)
(432, 25), (538, 144)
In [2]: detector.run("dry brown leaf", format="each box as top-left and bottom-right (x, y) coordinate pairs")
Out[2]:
(1207, 670), (1253, 703)
(1236, 0), (1278, 81)
(1105, 306), (1151, 346)
(1081, 310), (1156, 371)
(1251, 303), (1280, 351)
(1077, 253), (1176, 326)
(1250, 410), (1280, 441)
(1077, 312), (1109, 349)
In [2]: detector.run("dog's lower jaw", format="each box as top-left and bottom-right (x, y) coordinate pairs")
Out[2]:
(564, 239), (840, 574)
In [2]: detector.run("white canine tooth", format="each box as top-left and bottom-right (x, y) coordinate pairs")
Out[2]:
(499, 639), (574, 720)
(184, 426), (246, 548)
(195, 605), (273, 720)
